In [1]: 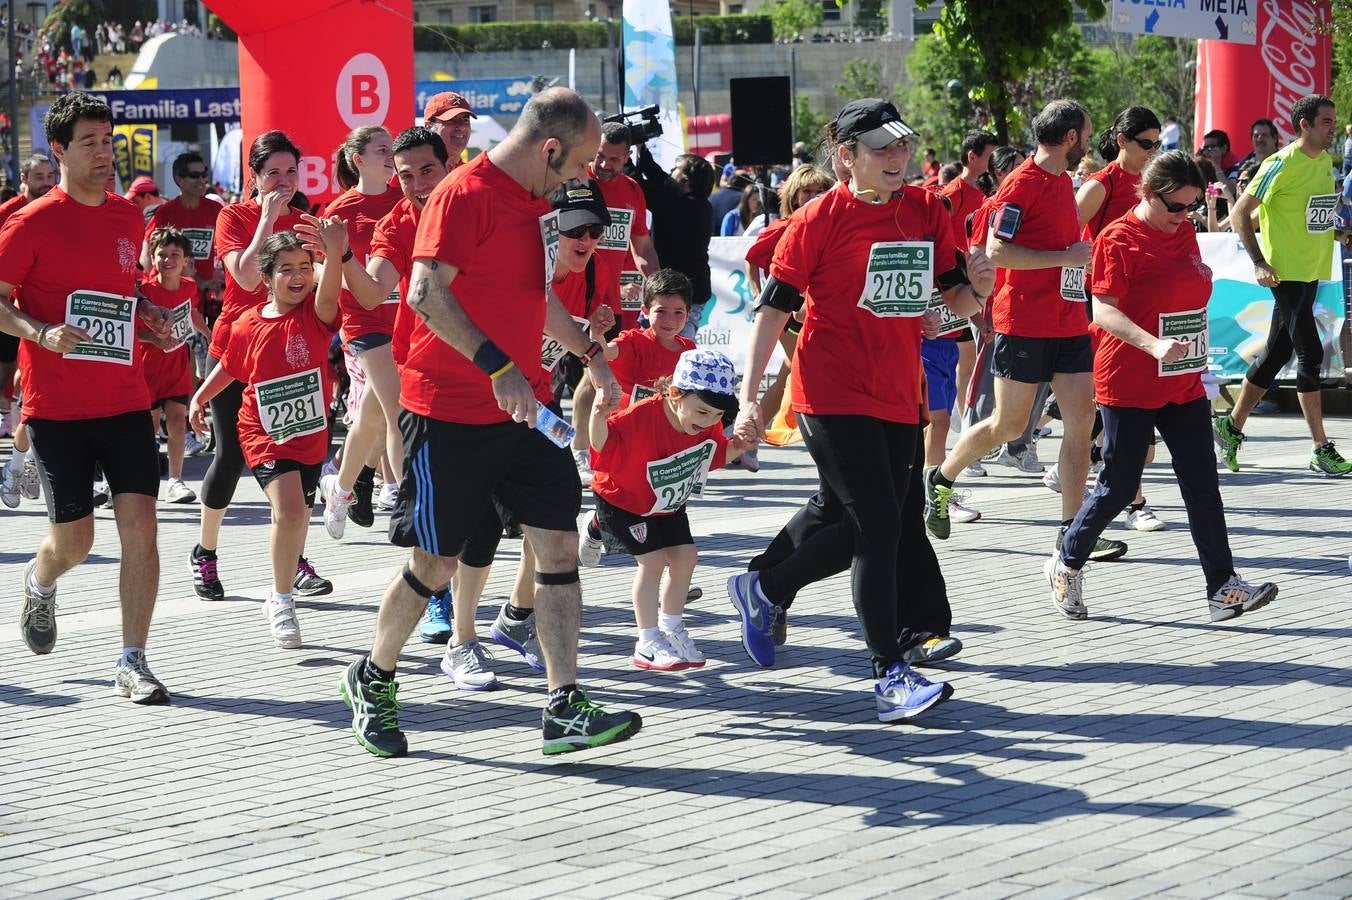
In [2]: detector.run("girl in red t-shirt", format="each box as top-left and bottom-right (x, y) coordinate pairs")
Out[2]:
(139, 227), (209, 505)
(581, 349), (755, 671)
(189, 221), (346, 649)
(1050, 151), (1277, 625)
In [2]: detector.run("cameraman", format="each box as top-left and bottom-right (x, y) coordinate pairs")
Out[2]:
(632, 141), (714, 338)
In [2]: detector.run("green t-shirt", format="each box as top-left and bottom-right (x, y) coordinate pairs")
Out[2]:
(1246, 143), (1338, 282)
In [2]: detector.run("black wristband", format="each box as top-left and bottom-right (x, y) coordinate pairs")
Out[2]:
(341, 248), (354, 264)
(473, 340), (512, 376)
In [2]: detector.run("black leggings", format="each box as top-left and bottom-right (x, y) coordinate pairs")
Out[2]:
(756, 413), (946, 677)
(200, 363), (246, 511)
(1246, 280), (1323, 393)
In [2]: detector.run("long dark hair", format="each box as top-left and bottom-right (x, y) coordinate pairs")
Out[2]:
(1096, 106), (1162, 162)
(977, 146), (1025, 196)
(247, 130), (301, 199)
(1140, 150), (1205, 199)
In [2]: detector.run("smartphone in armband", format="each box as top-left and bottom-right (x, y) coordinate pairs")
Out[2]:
(535, 402), (576, 449)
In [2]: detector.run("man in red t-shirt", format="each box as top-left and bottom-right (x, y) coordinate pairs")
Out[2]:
(140, 151), (225, 291)
(939, 130), (997, 245)
(0, 153), (57, 431)
(341, 88), (641, 759)
(589, 120), (661, 310)
(422, 91), (475, 168)
(0, 92), (175, 703)
(924, 100), (1120, 562)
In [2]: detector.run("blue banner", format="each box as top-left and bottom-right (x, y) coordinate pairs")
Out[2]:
(86, 88), (242, 124)
(413, 79), (534, 118)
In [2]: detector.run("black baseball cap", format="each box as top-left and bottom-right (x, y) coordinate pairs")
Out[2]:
(551, 179), (612, 231)
(834, 99), (917, 150)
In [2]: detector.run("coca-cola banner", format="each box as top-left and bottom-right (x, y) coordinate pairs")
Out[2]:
(208, 0), (414, 208)
(1195, 0), (1332, 156)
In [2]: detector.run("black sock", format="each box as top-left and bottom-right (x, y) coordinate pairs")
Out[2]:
(547, 685), (578, 711)
(1060, 519), (1073, 529)
(363, 656), (395, 683)
(356, 465), (376, 486)
(931, 468), (954, 490)
(1129, 502), (1145, 512)
(586, 515), (602, 539)
(503, 603), (532, 622)
(192, 543), (216, 560)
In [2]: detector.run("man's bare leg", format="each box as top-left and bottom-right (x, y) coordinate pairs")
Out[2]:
(521, 526), (580, 690)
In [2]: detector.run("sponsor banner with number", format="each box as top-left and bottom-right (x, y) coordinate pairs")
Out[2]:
(620, 270), (645, 311)
(64, 290), (137, 365)
(1158, 308), (1209, 377)
(858, 242), (932, 317)
(539, 210), (560, 289)
(601, 208), (634, 251)
(927, 290), (969, 336)
(164, 299), (195, 352)
(181, 227), (215, 263)
(644, 439), (716, 515)
(255, 367), (326, 443)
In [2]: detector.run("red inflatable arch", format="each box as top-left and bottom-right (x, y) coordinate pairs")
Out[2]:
(210, 0), (414, 206)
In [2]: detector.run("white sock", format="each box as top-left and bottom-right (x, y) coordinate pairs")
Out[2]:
(271, 591), (293, 604)
(118, 647), (143, 665)
(4, 447), (25, 472)
(27, 567), (54, 597)
(638, 626), (661, 644)
(658, 612), (683, 634)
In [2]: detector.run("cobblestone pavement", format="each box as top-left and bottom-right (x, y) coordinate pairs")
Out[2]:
(1, 412), (1350, 898)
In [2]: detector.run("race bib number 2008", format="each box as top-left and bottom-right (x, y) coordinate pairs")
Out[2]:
(600, 208), (634, 251)
(64, 290), (136, 365)
(255, 367), (326, 443)
(1158, 308), (1208, 377)
(859, 241), (932, 318)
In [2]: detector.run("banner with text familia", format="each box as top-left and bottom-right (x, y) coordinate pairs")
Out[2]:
(622, 0), (685, 171)
(210, 0), (414, 208)
(702, 235), (1344, 389)
(112, 124), (156, 193)
(1195, 1), (1331, 158)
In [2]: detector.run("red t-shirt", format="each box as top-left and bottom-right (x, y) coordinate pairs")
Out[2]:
(0, 187), (149, 420)
(988, 157), (1087, 338)
(370, 197), (420, 367)
(769, 182), (962, 424)
(939, 177), (985, 245)
(145, 195), (225, 285)
(137, 278), (199, 402)
(608, 327), (696, 407)
(1090, 210), (1210, 409)
(0, 194), (28, 232)
(553, 253), (619, 320)
(404, 154), (553, 424)
(1081, 161), (1140, 239)
(220, 299), (340, 468)
(745, 215), (791, 273)
(211, 199), (307, 360)
(591, 393), (730, 517)
(324, 185), (402, 341)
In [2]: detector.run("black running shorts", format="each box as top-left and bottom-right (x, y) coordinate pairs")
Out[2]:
(26, 410), (159, 522)
(595, 495), (694, 556)
(252, 458), (321, 506)
(992, 333), (1093, 384)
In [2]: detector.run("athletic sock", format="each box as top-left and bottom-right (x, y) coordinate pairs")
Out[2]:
(4, 446), (26, 472)
(658, 612), (682, 633)
(27, 568), (55, 597)
(355, 465), (376, 487)
(1060, 519), (1073, 529)
(192, 543), (216, 560)
(503, 603), (532, 622)
(271, 591), (294, 603)
(547, 685), (577, 712)
(586, 515), (602, 539)
(638, 626), (661, 644)
(931, 468), (954, 489)
(1129, 502), (1145, 512)
(118, 647), (144, 666)
(363, 657), (395, 683)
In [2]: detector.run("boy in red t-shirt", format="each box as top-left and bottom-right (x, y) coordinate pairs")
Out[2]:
(601, 267), (697, 408)
(189, 221), (345, 649)
(581, 349), (756, 671)
(139, 227), (209, 504)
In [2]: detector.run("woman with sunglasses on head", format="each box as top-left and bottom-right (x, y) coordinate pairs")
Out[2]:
(1047, 151), (1278, 624)
(730, 99), (993, 721)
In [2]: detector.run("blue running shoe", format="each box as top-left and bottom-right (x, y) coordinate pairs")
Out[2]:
(875, 663), (951, 722)
(418, 589), (452, 644)
(727, 572), (775, 667)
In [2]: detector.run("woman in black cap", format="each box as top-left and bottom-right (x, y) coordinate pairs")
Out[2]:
(729, 98), (995, 722)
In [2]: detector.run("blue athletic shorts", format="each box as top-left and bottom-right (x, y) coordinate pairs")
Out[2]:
(921, 337), (960, 414)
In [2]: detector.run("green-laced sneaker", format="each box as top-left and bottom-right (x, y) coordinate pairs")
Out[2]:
(542, 688), (642, 756)
(1214, 414), (1246, 473)
(340, 659), (408, 758)
(1310, 441), (1352, 477)
(923, 467), (954, 541)
(1056, 526), (1128, 562)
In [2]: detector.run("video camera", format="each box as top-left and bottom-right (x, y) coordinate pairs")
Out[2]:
(603, 105), (663, 144)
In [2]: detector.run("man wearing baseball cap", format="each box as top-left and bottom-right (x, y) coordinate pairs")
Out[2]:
(124, 175), (161, 220)
(423, 91), (477, 164)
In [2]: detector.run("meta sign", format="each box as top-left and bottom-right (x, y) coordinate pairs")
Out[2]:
(1111, 0), (1257, 44)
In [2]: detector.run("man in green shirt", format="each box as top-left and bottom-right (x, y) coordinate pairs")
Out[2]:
(1217, 94), (1350, 476)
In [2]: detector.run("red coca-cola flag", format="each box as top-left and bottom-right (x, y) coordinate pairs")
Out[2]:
(1194, 0), (1332, 157)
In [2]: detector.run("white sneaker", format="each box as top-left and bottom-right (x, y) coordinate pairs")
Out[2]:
(92, 480), (111, 508)
(663, 623), (707, 668)
(19, 458), (40, 501)
(1, 461), (20, 508)
(440, 640), (498, 690)
(578, 527), (604, 567)
(165, 479), (196, 504)
(995, 445), (1044, 473)
(740, 446), (761, 473)
(1208, 574), (1278, 622)
(948, 493), (982, 524)
(632, 634), (690, 671)
(376, 483), (399, 511)
(265, 595), (302, 649)
(1043, 463), (1062, 493)
(572, 448), (594, 488)
(1124, 506), (1165, 532)
(1043, 554), (1087, 620)
(319, 474), (351, 540)
(963, 459), (987, 478)
(185, 432), (206, 456)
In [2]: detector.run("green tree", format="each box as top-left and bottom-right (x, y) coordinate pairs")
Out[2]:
(1331, 2), (1352, 128)
(834, 58), (887, 102)
(915, 0), (1108, 143)
(899, 34), (984, 160)
(795, 96), (829, 148)
(765, 0), (822, 42)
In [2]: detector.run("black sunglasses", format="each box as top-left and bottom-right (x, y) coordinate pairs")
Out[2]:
(181, 170), (209, 179)
(1157, 195), (1204, 214)
(560, 223), (604, 240)
(1132, 137), (1161, 151)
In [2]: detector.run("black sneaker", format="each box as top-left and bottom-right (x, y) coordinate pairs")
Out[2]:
(339, 659), (408, 758)
(350, 475), (375, 528)
(21, 560), (57, 655)
(293, 556), (333, 597)
(190, 547), (225, 601)
(1056, 526), (1128, 562)
(541, 688), (642, 756)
